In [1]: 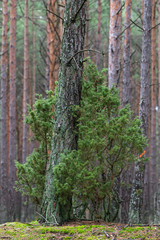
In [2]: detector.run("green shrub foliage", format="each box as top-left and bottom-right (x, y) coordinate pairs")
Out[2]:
(53, 63), (147, 221)
(15, 64), (146, 220)
(15, 91), (55, 205)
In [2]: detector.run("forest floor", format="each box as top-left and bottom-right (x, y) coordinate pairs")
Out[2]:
(0, 220), (159, 239)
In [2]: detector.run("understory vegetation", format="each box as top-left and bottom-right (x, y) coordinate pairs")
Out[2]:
(15, 63), (147, 222)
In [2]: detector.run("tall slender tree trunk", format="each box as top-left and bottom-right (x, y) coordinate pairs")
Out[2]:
(22, 0), (29, 164)
(84, 0), (89, 60)
(0, 0), (9, 223)
(129, 0), (152, 224)
(21, 0), (29, 222)
(96, 0), (101, 70)
(120, 0), (132, 223)
(8, 0), (17, 221)
(46, 0), (61, 93)
(46, 0), (50, 90)
(158, 0), (160, 223)
(32, 2), (36, 106)
(59, 0), (65, 41)
(122, 0), (132, 106)
(48, 0), (56, 92)
(149, 0), (157, 223)
(41, 0), (86, 224)
(108, 0), (122, 88)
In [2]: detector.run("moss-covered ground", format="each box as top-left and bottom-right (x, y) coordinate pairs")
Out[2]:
(0, 221), (159, 239)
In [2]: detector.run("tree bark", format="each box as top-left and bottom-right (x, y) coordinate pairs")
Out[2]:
(41, 0), (86, 224)
(59, 0), (65, 41)
(129, 0), (152, 224)
(96, 0), (101, 70)
(21, 0), (29, 222)
(48, 0), (56, 92)
(22, 0), (29, 164)
(0, 0), (9, 223)
(32, 1), (36, 105)
(122, 0), (132, 106)
(158, 0), (160, 222)
(120, 2), (133, 223)
(108, 0), (122, 88)
(8, 0), (17, 221)
(149, 0), (157, 223)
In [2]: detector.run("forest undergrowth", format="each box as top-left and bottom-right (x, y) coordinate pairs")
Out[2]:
(0, 220), (159, 239)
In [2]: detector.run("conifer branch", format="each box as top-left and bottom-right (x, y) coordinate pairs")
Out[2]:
(67, 49), (105, 64)
(71, 0), (88, 23)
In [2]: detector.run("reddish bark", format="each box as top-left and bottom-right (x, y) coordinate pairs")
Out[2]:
(9, 0), (17, 221)
(22, 0), (29, 164)
(0, 0), (9, 223)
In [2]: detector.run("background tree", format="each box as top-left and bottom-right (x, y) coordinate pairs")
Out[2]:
(108, 0), (122, 88)
(0, 0), (9, 223)
(130, 0), (152, 224)
(8, 0), (17, 221)
(158, 0), (160, 220)
(149, 0), (157, 223)
(96, 0), (101, 70)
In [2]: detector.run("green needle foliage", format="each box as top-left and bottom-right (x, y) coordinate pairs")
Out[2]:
(15, 91), (55, 205)
(53, 63), (147, 221)
(15, 63), (146, 221)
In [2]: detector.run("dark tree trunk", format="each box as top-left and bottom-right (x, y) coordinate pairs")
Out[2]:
(129, 0), (152, 224)
(0, 0), (9, 223)
(41, 0), (86, 224)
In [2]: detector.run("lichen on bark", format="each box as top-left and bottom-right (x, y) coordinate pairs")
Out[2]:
(41, 0), (86, 224)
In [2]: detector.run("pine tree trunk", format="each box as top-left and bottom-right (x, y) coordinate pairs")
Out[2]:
(0, 0), (9, 223)
(22, 0), (29, 164)
(122, 0), (132, 106)
(108, 0), (122, 88)
(96, 0), (101, 70)
(32, 2), (36, 105)
(59, 0), (65, 41)
(158, 0), (160, 222)
(120, 0), (132, 224)
(46, 0), (50, 90)
(21, 0), (29, 222)
(84, 0), (89, 60)
(41, 0), (86, 224)
(48, 0), (56, 92)
(8, 0), (17, 221)
(129, 0), (152, 224)
(149, 0), (157, 223)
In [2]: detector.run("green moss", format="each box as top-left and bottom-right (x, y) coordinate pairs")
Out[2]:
(0, 222), (159, 240)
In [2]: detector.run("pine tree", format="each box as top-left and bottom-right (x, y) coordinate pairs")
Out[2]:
(41, 0), (86, 224)
(0, 0), (9, 223)
(8, 0), (17, 221)
(108, 0), (122, 88)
